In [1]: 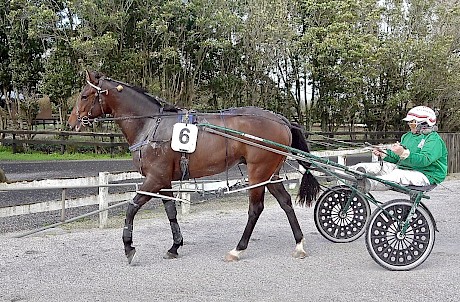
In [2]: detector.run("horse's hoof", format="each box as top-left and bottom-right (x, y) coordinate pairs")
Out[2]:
(224, 249), (242, 262)
(292, 239), (307, 259)
(292, 250), (307, 259)
(163, 251), (178, 259)
(224, 253), (239, 262)
(126, 248), (136, 265)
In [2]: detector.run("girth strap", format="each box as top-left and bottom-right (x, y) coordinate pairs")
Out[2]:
(180, 154), (190, 180)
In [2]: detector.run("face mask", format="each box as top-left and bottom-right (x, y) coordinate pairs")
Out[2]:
(414, 121), (437, 134)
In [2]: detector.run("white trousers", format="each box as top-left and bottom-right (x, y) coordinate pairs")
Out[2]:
(350, 162), (430, 191)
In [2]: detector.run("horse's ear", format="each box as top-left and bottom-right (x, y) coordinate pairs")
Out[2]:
(85, 70), (91, 82)
(85, 70), (97, 83)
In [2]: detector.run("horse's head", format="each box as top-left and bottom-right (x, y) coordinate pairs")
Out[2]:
(68, 70), (121, 131)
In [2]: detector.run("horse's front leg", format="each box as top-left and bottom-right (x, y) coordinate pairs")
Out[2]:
(162, 191), (184, 259)
(122, 193), (151, 264)
(225, 186), (265, 261)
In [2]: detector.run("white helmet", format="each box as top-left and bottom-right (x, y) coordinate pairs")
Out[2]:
(402, 106), (437, 126)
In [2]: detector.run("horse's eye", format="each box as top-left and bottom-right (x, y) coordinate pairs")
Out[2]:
(81, 95), (88, 100)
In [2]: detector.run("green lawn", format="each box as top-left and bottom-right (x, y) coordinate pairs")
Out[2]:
(0, 146), (130, 161)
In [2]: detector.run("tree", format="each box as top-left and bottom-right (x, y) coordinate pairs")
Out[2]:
(40, 43), (80, 127)
(26, 0), (81, 127)
(0, 0), (12, 127)
(295, 0), (381, 131)
(369, 0), (460, 132)
(408, 0), (460, 131)
(1, 0), (460, 137)
(6, 0), (44, 130)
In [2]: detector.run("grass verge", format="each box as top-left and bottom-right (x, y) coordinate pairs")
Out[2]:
(0, 146), (130, 161)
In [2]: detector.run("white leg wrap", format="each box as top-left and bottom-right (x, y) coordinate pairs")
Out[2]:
(229, 249), (243, 259)
(225, 249), (244, 261)
(293, 239), (307, 259)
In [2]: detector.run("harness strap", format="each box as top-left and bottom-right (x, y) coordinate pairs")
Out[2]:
(128, 117), (162, 152)
(129, 141), (149, 152)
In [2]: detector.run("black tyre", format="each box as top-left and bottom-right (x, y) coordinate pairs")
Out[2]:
(365, 199), (436, 271)
(314, 185), (370, 243)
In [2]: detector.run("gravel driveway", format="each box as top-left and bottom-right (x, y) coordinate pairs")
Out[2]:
(1, 177), (459, 302)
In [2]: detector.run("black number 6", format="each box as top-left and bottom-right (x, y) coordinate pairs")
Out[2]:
(179, 127), (190, 144)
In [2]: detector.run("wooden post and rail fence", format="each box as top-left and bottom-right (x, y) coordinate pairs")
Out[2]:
(0, 129), (459, 173)
(0, 147), (372, 232)
(0, 130), (458, 236)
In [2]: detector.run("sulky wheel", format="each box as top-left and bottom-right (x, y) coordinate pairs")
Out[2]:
(365, 199), (436, 271)
(314, 185), (370, 243)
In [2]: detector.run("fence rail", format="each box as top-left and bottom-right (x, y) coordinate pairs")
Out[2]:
(1, 129), (459, 173)
(1, 136), (458, 236)
(0, 129), (125, 155)
(0, 147), (373, 231)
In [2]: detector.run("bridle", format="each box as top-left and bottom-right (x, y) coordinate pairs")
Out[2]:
(76, 79), (109, 126)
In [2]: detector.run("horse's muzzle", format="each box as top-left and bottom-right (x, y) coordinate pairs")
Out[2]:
(67, 119), (81, 132)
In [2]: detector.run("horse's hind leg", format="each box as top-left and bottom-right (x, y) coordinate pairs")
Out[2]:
(267, 182), (307, 258)
(225, 186), (265, 262)
(162, 192), (184, 259)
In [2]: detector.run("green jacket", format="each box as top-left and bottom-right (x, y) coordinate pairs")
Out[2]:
(384, 131), (448, 184)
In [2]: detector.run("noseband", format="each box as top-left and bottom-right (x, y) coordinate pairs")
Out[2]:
(77, 80), (108, 126)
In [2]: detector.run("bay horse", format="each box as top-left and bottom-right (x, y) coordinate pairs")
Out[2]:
(68, 71), (320, 264)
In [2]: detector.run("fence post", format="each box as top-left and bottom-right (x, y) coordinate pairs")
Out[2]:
(12, 133), (17, 153)
(61, 188), (67, 222)
(60, 132), (67, 154)
(98, 172), (109, 228)
(110, 135), (115, 157)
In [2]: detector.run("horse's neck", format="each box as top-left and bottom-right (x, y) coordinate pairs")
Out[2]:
(113, 100), (162, 146)
(118, 118), (156, 147)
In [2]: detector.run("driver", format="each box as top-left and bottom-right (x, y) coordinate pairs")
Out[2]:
(350, 105), (448, 191)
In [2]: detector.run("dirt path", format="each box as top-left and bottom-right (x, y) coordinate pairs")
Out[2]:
(1, 179), (459, 302)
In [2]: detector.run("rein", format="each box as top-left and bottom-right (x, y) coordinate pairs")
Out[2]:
(80, 111), (291, 126)
(83, 112), (374, 151)
(78, 78), (372, 151)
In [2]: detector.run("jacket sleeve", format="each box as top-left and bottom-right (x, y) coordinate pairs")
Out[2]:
(383, 149), (399, 164)
(398, 134), (443, 168)
(383, 133), (408, 164)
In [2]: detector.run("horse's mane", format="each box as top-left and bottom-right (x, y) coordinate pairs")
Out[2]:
(102, 75), (178, 112)
(130, 86), (179, 112)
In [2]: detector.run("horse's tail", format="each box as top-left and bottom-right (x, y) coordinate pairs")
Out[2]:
(290, 123), (320, 207)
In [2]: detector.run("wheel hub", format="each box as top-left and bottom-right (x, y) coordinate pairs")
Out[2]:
(338, 210), (348, 219)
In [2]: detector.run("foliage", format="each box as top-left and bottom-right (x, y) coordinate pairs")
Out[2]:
(0, 0), (459, 134)
(295, 0), (382, 131)
(0, 0), (11, 99)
